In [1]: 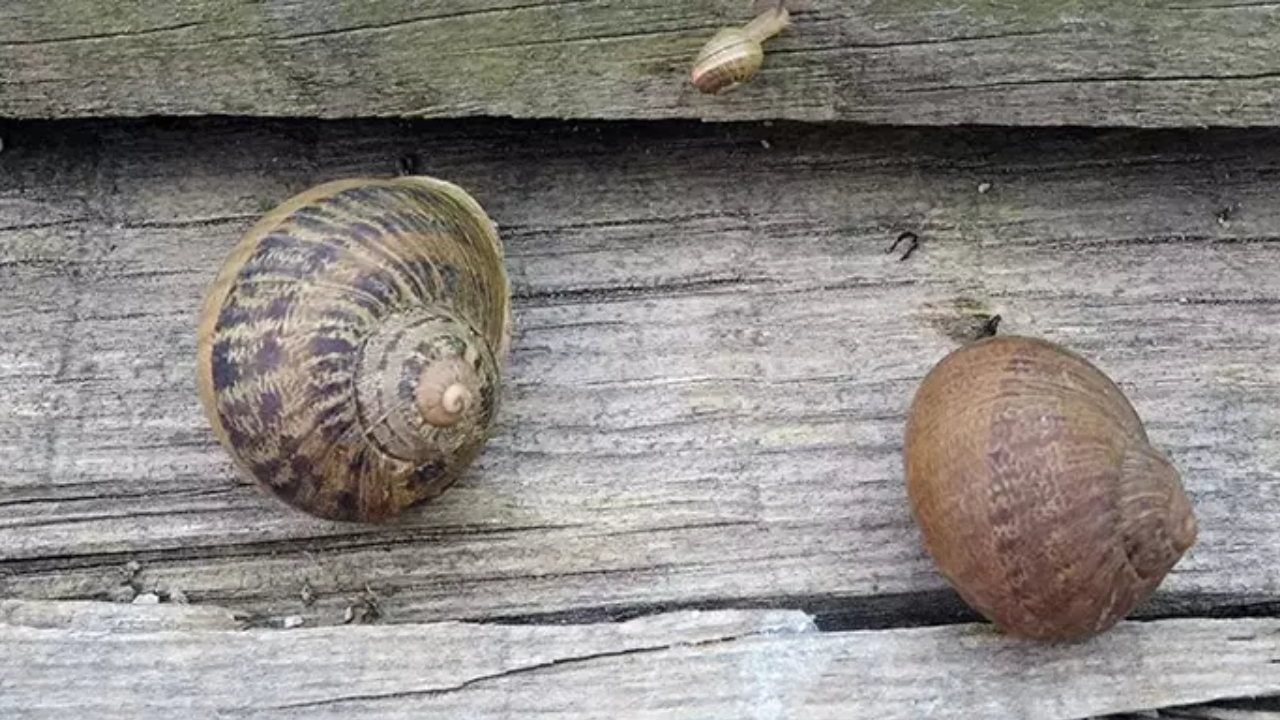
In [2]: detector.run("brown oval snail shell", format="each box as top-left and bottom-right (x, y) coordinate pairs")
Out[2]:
(903, 335), (1197, 641)
(691, 2), (790, 94)
(196, 176), (512, 523)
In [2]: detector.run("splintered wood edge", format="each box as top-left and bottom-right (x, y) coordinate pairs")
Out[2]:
(2, 602), (1278, 719)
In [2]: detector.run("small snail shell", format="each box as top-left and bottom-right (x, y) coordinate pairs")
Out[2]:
(691, 3), (790, 94)
(904, 335), (1197, 641)
(196, 176), (512, 523)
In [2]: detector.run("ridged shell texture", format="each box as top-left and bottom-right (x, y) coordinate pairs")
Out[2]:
(904, 335), (1197, 641)
(196, 177), (512, 523)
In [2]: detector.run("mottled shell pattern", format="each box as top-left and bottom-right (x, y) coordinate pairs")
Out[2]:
(196, 176), (512, 523)
(904, 335), (1197, 641)
(690, 4), (790, 94)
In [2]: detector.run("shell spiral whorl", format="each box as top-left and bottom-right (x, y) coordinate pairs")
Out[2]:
(196, 176), (512, 523)
(690, 3), (790, 94)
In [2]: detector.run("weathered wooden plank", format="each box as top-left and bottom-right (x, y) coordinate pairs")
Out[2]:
(2, 604), (1279, 719)
(3, 1), (1280, 127)
(0, 118), (1278, 630)
(0, 599), (246, 632)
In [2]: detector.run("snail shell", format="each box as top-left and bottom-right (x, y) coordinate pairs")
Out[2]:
(691, 4), (790, 94)
(903, 335), (1197, 641)
(196, 176), (512, 523)
(691, 27), (766, 94)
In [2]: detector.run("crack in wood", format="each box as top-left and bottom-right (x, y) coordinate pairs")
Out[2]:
(781, 28), (1062, 54)
(0, 218), (86, 233)
(1168, 1), (1280, 10)
(905, 71), (1280, 95)
(114, 214), (261, 230)
(271, 630), (756, 709)
(273, 0), (595, 42)
(0, 21), (204, 48)
(513, 275), (771, 305)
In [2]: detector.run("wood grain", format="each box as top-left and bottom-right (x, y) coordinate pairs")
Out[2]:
(0, 118), (1278, 632)
(0, 599), (246, 632)
(3, 1), (1280, 127)
(3, 603), (1279, 719)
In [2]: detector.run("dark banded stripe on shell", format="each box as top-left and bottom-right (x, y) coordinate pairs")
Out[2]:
(196, 177), (512, 523)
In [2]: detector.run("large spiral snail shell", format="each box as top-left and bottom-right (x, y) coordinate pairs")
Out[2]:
(196, 176), (512, 523)
(904, 335), (1197, 641)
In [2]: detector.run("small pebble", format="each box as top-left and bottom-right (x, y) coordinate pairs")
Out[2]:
(978, 182), (992, 194)
(168, 588), (189, 604)
(343, 605), (357, 624)
(132, 593), (161, 605)
(282, 615), (305, 629)
(760, 139), (772, 150)
(125, 560), (142, 575)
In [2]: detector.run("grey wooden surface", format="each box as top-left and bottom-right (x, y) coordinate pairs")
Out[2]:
(3, 1), (1280, 127)
(1, 117), (1279, 715)
(2, 600), (1279, 719)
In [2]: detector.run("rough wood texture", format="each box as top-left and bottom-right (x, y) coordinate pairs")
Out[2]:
(0, 599), (246, 632)
(0, 118), (1278, 633)
(3, 604), (1279, 719)
(3, 1), (1280, 127)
